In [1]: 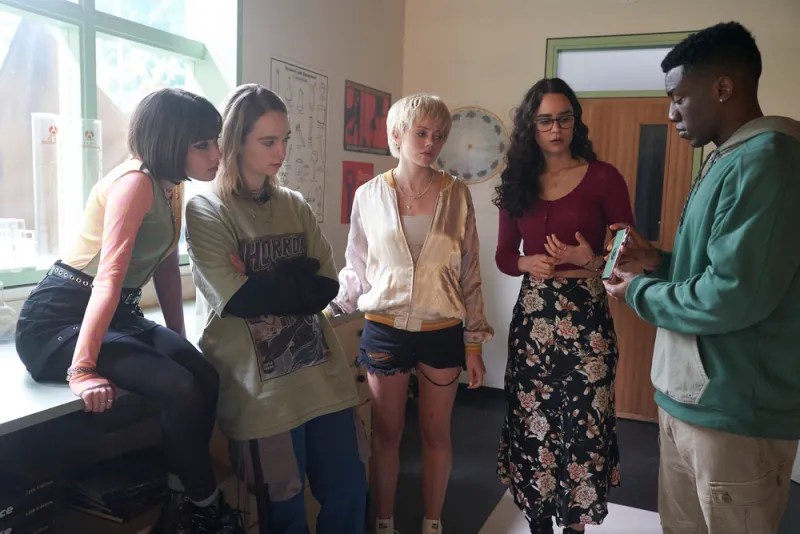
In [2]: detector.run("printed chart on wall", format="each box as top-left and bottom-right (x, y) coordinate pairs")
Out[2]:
(270, 58), (328, 221)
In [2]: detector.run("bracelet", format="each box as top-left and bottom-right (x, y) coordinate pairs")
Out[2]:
(580, 254), (601, 271)
(66, 366), (97, 379)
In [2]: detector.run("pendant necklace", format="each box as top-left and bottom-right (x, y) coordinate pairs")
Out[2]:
(243, 181), (272, 217)
(394, 168), (434, 210)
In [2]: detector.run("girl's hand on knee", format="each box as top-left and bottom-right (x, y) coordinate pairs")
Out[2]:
(466, 353), (485, 389)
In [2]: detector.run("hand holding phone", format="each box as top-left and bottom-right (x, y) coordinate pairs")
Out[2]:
(602, 227), (631, 280)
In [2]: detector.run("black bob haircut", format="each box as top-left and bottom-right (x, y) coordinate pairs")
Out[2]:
(128, 88), (222, 183)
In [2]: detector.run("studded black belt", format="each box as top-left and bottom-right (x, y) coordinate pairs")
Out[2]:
(47, 262), (142, 307)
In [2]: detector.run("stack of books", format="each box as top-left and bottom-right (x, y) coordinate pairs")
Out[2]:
(62, 448), (167, 523)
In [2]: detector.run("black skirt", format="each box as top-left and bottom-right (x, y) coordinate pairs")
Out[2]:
(497, 275), (621, 527)
(15, 262), (158, 381)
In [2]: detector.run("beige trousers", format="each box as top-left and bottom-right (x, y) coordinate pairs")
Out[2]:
(658, 407), (798, 534)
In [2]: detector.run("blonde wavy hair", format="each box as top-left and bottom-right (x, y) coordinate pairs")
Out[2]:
(386, 93), (452, 158)
(215, 84), (288, 200)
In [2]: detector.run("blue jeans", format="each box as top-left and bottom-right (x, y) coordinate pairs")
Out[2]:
(231, 408), (367, 534)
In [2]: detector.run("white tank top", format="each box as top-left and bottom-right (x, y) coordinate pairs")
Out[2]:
(401, 215), (432, 263)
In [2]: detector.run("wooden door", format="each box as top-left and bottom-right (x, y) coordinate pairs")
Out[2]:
(581, 97), (694, 421)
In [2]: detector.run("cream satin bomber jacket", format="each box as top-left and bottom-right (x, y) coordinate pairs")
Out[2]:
(332, 170), (494, 347)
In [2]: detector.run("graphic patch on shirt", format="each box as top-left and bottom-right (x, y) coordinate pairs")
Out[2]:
(238, 232), (329, 382)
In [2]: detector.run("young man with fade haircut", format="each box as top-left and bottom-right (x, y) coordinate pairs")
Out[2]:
(604, 21), (800, 533)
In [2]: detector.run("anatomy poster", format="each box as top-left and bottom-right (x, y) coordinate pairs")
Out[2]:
(344, 80), (391, 155)
(271, 58), (328, 221)
(341, 161), (374, 224)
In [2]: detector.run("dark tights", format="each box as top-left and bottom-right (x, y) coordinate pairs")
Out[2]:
(42, 326), (220, 501)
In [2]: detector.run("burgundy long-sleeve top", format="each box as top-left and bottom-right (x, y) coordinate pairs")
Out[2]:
(496, 160), (634, 276)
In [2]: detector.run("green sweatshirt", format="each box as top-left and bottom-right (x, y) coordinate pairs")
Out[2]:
(627, 116), (800, 439)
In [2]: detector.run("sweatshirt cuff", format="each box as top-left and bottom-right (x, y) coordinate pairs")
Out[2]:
(625, 273), (651, 309)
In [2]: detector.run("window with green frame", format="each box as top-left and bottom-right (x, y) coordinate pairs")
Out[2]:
(0, 0), (238, 288)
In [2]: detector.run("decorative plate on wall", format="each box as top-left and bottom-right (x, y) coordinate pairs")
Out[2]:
(436, 106), (509, 185)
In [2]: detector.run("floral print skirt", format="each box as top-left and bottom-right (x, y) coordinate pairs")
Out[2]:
(497, 275), (621, 528)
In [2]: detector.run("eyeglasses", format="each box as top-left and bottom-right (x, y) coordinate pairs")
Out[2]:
(534, 114), (576, 132)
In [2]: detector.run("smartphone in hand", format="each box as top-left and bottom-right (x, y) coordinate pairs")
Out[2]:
(602, 227), (631, 280)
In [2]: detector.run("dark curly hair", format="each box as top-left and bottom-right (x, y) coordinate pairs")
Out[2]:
(661, 22), (761, 83)
(493, 78), (596, 217)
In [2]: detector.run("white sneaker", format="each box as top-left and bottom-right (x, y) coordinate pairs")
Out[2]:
(376, 517), (399, 534)
(422, 518), (441, 534)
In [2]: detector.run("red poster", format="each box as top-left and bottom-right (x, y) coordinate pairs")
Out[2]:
(344, 80), (391, 155)
(341, 161), (374, 223)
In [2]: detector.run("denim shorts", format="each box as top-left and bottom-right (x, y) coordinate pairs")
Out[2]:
(357, 320), (465, 375)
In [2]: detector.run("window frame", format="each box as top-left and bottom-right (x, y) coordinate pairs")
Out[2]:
(0, 0), (241, 287)
(545, 31), (694, 98)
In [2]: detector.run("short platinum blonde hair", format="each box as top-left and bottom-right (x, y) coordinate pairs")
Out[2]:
(386, 93), (452, 158)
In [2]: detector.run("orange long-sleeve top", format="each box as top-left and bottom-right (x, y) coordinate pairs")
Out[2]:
(64, 159), (182, 385)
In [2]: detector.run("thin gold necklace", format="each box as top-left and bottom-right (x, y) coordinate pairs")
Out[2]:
(394, 168), (434, 210)
(248, 184), (270, 203)
(238, 186), (273, 221)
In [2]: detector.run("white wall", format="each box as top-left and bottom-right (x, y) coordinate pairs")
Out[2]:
(240, 0), (405, 265)
(402, 0), (800, 388)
